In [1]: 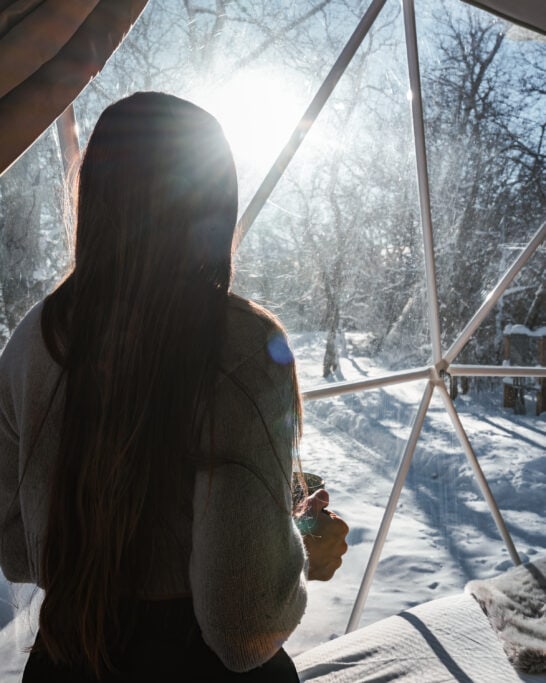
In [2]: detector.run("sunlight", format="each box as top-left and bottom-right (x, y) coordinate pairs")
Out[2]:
(202, 69), (307, 173)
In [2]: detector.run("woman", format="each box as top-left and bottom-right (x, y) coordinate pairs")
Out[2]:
(0, 92), (349, 681)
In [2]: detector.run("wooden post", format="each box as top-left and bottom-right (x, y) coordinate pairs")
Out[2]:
(538, 336), (546, 416)
(502, 333), (515, 408)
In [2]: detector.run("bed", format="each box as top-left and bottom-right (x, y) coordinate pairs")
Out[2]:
(1, 558), (545, 682)
(294, 556), (546, 682)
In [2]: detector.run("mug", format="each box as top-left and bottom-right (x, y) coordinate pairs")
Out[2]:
(292, 471), (325, 507)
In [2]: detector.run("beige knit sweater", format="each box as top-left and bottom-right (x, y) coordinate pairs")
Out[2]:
(0, 293), (308, 672)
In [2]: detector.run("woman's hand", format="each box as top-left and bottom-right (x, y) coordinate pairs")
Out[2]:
(297, 489), (349, 581)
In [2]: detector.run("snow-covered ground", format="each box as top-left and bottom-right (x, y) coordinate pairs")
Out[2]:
(1, 331), (545, 674)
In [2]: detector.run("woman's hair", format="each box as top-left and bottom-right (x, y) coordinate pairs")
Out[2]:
(36, 91), (244, 676)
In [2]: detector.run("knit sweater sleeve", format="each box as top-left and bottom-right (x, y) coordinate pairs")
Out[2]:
(0, 343), (26, 582)
(189, 311), (308, 673)
(0, 305), (44, 583)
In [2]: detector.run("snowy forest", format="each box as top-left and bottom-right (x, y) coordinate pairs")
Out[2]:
(0, 0), (544, 380)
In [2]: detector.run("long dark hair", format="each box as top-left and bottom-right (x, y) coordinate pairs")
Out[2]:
(36, 92), (240, 676)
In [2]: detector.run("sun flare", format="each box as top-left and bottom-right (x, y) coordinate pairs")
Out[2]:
(201, 70), (307, 173)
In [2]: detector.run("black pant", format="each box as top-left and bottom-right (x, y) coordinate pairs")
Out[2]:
(22, 598), (300, 682)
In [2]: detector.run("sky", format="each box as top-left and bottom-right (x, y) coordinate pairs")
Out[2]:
(1, 330), (544, 679)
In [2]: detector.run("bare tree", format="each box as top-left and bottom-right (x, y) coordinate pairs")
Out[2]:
(424, 4), (545, 369)
(0, 129), (67, 346)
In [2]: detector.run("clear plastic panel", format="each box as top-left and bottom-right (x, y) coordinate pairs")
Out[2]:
(415, 0), (546, 355)
(449, 245), (546, 375)
(286, 380), (427, 653)
(0, 126), (68, 350)
(233, 0), (432, 382)
(287, 378), (546, 652)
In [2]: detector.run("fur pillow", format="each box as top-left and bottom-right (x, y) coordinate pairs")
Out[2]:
(465, 555), (546, 674)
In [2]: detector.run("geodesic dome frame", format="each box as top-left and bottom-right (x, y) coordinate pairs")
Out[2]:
(0, 0), (544, 634)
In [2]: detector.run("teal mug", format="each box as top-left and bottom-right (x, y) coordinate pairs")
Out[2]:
(292, 471), (325, 508)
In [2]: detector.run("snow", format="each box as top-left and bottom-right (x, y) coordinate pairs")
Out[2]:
(503, 325), (546, 337)
(0, 331), (545, 674)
